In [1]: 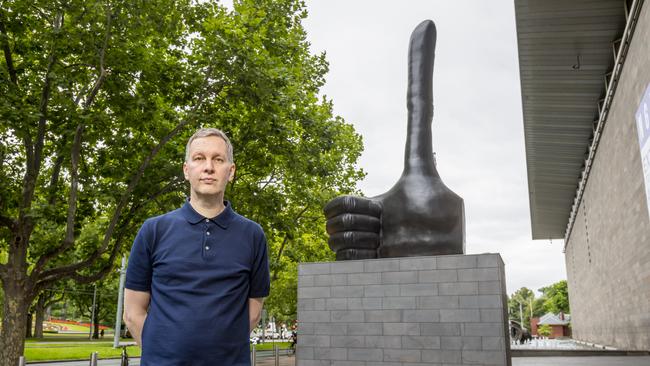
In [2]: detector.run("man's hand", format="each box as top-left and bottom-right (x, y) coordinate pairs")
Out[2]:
(324, 20), (465, 259)
(123, 289), (151, 346)
(249, 298), (264, 332)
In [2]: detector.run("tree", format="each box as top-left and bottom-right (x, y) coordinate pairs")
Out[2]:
(264, 230), (335, 324)
(508, 280), (571, 337)
(0, 1), (364, 364)
(508, 287), (537, 330)
(31, 284), (66, 338)
(538, 280), (570, 314)
(537, 324), (552, 338)
(68, 275), (119, 339)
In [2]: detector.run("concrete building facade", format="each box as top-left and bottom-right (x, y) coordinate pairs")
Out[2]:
(515, 0), (650, 351)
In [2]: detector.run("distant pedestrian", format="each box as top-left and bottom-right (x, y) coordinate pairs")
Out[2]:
(289, 331), (297, 355)
(100, 329), (105, 338)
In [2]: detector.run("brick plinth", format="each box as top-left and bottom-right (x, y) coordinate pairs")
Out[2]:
(297, 254), (511, 366)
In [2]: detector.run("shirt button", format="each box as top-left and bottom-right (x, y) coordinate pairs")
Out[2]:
(206, 232), (210, 236)
(205, 246), (210, 250)
(205, 219), (209, 223)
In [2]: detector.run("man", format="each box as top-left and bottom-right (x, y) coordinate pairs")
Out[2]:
(123, 128), (270, 365)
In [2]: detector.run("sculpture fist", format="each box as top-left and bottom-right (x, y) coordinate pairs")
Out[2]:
(324, 20), (465, 260)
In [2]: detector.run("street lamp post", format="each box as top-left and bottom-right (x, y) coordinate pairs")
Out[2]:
(89, 284), (97, 340)
(114, 255), (127, 348)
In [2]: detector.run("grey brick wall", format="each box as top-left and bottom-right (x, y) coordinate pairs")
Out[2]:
(297, 254), (511, 366)
(564, 3), (650, 351)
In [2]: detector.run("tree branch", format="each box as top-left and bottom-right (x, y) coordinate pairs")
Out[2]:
(34, 57), (221, 290)
(34, 225), (124, 292)
(34, 173), (182, 286)
(83, 8), (111, 109)
(129, 176), (185, 214)
(31, 123), (84, 276)
(19, 11), (62, 221)
(73, 83), (90, 106)
(59, 61), (97, 70)
(64, 123), (83, 250)
(47, 150), (65, 205)
(0, 10), (17, 85)
(272, 205), (310, 281)
(272, 235), (290, 282)
(33, 10), (62, 180)
(0, 214), (16, 230)
(30, 8), (113, 279)
(44, 291), (65, 309)
(81, 66), (218, 263)
(259, 170), (278, 191)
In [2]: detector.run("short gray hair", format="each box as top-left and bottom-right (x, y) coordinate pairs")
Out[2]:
(185, 128), (234, 163)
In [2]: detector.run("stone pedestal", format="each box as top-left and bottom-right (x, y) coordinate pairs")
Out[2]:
(297, 254), (511, 366)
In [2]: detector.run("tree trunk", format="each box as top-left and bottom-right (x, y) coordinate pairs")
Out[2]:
(0, 281), (30, 366)
(25, 312), (33, 338)
(34, 295), (46, 338)
(92, 296), (101, 339)
(93, 312), (99, 339)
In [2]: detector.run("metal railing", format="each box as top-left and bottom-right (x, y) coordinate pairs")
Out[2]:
(19, 343), (290, 365)
(18, 346), (130, 366)
(250, 344), (286, 366)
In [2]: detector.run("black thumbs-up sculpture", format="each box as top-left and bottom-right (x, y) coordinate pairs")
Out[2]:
(324, 20), (465, 260)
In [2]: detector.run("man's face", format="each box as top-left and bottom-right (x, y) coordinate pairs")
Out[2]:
(183, 136), (235, 199)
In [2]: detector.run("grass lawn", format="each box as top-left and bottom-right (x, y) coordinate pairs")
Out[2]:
(24, 338), (290, 361)
(24, 341), (141, 362)
(25, 334), (116, 342)
(253, 342), (290, 351)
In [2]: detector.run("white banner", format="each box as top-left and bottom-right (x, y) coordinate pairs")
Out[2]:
(635, 83), (650, 214)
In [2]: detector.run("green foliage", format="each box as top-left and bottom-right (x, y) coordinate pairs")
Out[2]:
(537, 324), (552, 337)
(264, 231), (335, 323)
(538, 280), (570, 314)
(66, 271), (121, 338)
(507, 287), (537, 329)
(508, 280), (571, 331)
(531, 297), (546, 318)
(0, 0), (364, 359)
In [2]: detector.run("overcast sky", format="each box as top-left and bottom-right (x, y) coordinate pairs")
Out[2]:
(299, 0), (567, 296)
(223, 0), (568, 296)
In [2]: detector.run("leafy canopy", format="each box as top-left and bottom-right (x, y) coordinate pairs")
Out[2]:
(508, 280), (571, 330)
(0, 0), (364, 361)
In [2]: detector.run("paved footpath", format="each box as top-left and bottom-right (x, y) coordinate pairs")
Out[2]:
(28, 355), (650, 366)
(512, 356), (650, 366)
(252, 355), (650, 366)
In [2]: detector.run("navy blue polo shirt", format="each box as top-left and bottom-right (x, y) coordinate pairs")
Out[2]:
(125, 200), (270, 366)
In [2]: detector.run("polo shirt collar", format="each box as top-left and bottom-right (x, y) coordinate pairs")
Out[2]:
(181, 199), (234, 229)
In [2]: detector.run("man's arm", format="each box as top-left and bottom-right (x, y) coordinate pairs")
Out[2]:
(123, 289), (151, 346)
(249, 297), (264, 332)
